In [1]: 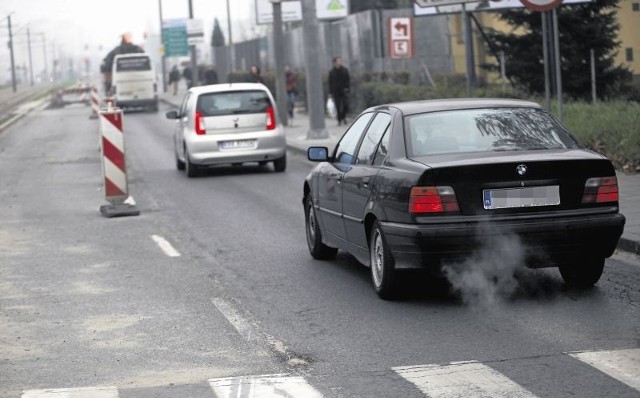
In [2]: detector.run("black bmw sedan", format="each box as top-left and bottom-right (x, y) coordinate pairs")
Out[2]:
(303, 98), (625, 299)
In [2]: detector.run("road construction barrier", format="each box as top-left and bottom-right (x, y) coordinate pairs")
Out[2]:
(89, 86), (100, 119)
(98, 103), (139, 218)
(50, 83), (92, 108)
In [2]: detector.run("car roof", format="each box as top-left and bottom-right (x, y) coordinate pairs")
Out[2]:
(188, 83), (270, 95)
(366, 98), (543, 116)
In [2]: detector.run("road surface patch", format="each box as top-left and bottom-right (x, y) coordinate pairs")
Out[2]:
(22, 386), (118, 398)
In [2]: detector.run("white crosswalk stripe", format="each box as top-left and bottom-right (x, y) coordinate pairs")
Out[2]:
(393, 361), (537, 398)
(22, 386), (119, 398)
(570, 348), (640, 392)
(208, 374), (324, 398)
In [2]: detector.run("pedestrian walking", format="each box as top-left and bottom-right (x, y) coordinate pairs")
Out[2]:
(169, 65), (180, 95)
(204, 65), (219, 85)
(328, 57), (350, 125)
(183, 66), (193, 89)
(285, 65), (297, 119)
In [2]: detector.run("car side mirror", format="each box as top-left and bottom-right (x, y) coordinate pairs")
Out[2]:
(165, 110), (179, 119)
(308, 147), (329, 162)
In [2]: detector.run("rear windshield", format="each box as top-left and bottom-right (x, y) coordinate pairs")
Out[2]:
(405, 107), (580, 157)
(116, 56), (151, 72)
(197, 90), (271, 116)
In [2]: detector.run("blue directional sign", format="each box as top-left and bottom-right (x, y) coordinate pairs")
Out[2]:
(162, 19), (189, 57)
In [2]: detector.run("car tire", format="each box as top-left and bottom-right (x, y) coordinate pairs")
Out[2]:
(185, 148), (198, 178)
(305, 196), (337, 260)
(370, 221), (397, 300)
(273, 154), (286, 172)
(559, 257), (605, 288)
(175, 151), (185, 170)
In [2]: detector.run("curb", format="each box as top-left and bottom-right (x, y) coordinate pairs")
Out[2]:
(617, 237), (640, 256)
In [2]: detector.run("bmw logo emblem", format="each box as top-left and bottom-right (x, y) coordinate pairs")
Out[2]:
(516, 164), (527, 176)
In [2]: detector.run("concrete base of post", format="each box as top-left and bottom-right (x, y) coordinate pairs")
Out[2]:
(100, 197), (140, 218)
(100, 203), (140, 218)
(307, 128), (329, 140)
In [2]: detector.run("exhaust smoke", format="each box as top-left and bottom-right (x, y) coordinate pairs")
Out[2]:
(443, 226), (529, 306)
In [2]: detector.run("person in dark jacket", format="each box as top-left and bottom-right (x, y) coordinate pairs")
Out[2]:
(204, 65), (219, 85)
(101, 33), (144, 94)
(169, 65), (180, 95)
(183, 66), (193, 89)
(248, 65), (264, 84)
(328, 57), (350, 125)
(285, 65), (297, 119)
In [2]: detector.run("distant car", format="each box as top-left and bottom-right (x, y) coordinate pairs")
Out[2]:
(303, 98), (625, 299)
(165, 83), (286, 177)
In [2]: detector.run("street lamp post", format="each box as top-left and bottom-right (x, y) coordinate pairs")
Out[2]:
(27, 27), (34, 86)
(159, 0), (167, 93)
(7, 14), (18, 92)
(301, 0), (327, 139)
(188, 0), (198, 86)
(272, 1), (288, 127)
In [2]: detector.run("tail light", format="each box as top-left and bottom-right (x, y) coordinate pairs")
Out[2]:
(266, 106), (276, 130)
(195, 111), (206, 135)
(409, 186), (460, 214)
(582, 176), (618, 204)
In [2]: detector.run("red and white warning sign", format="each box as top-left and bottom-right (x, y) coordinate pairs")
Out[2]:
(100, 109), (128, 201)
(388, 17), (414, 59)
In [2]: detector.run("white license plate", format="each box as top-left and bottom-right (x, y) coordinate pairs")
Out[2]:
(483, 186), (560, 210)
(219, 140), (257, 150)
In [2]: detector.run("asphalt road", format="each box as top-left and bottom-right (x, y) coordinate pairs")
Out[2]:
(1, 103), (639, 398)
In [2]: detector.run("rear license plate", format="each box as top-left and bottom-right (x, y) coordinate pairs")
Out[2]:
(483, 186), (560, 210)
(219, 140), (257, 150)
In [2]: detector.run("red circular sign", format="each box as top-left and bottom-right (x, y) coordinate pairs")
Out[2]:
(520, 0), (562, 12)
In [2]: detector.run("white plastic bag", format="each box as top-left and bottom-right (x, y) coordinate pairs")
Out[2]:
(326, 97), (337, 119)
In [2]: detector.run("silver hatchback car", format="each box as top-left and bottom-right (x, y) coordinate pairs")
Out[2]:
(165, 83), (287, 177)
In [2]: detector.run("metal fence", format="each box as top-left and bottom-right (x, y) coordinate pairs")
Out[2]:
(212, 8), (453, 84)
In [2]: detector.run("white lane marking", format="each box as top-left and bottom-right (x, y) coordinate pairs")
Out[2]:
(394, 361), (537, 398)
(209, 374), (323, 398)
(570, 348), (640, 391)
(211, 297), (254, 341)
(150, 235), (181, 257)
(22, 386), (119, 398)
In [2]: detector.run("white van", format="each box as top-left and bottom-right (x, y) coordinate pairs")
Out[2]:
(111, 53), (158, 112)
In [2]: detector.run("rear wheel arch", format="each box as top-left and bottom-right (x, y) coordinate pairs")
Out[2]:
(364, 213), (378, 248)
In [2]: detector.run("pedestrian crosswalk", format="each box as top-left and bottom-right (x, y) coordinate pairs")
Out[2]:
(20, 348), (640, 398)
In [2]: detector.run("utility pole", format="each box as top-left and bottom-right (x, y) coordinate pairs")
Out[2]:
(542, 12), (551, 110)
(552, 8), (563, 121)
(27, 27), (34, 86)
(39, 33), (48, 80)
(158, 0), (167, 92)
(301, 0), (327, 139)
(272, 1), (288, 126)
(188, 0), (198, 87)
(226, 0), (234, 79)
(461, 4), (475, 97)
(7, 14), (17, 92)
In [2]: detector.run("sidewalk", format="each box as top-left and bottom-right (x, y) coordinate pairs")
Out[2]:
(158, 89), (639, 256)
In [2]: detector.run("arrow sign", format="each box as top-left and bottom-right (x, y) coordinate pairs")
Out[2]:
(394, 21), (408, 37)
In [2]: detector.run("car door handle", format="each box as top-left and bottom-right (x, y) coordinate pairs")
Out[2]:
(361, 176), (370, 188)
(329, 173), (342, 183)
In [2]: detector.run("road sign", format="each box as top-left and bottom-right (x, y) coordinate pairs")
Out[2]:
(256, 0), (302, 24)
(414, 0), (590, 15)
(162, 19), (188, 57)
(520, 0), (562, 11)
(187, 19), (204, 45)
(316, 0), (350, 20)
(388, 17), (414, 59)
(414, 0), (477, 6)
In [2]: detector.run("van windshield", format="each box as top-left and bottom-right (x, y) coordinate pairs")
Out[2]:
(196, 90), (271, 116)
(116, 56), (151, 72)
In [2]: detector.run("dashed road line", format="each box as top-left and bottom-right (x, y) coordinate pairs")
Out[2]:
(394, 360), (537, 398)
(22, 386), (119, 398)
(211, 297), (255, 341)
(150, 235), (181, 257)
(570, 348), (640, 392)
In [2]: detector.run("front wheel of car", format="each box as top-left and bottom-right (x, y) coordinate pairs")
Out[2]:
(273, 154), (286, 172)
(559, 257), (605, 288)
(370, 221), (397, 300)
(175, 149), (185, 170)
(305, 196), (337, 260)
(185, 148), (198, 178)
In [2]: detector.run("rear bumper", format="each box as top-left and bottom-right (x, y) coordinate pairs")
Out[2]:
(116, 97), (157, 108)
(380, 212), (626, 268)
(188, 131), (286, 165)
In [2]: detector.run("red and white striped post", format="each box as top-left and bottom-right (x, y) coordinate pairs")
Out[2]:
(99, 103), (139, 217)
(89, 86), (100, 119)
